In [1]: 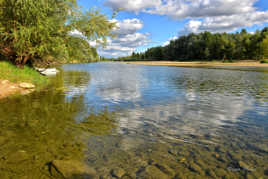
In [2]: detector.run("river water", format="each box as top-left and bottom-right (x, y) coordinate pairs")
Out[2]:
(0, 62), (267, 178)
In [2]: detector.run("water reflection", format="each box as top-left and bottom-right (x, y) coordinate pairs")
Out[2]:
(117, 97), (254, 144)
(75, 63), (267, 178)
(0, 71), (117, 178)
(93, 64), (146, 103)
(64, 71), (91, 98)
(0, 62), (267, 178)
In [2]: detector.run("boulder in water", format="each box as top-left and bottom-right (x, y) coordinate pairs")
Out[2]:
(19, 82), (35, 89)
(50, 160), (97, 179)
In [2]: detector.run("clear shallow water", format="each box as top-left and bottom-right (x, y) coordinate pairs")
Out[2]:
(0, 62), (268, 178)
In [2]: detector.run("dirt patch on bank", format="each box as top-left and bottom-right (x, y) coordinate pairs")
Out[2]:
(127, 61), (268, 67)
(0, 80), (35, 99)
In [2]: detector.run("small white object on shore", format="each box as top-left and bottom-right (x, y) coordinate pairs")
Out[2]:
(35, 68), (59, 76)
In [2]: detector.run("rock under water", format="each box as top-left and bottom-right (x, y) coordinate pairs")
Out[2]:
(50, 160), (97, 179)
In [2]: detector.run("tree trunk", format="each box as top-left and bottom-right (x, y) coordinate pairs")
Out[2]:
(22, 54), (31, 66)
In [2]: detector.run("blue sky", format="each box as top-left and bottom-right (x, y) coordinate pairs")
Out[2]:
(78, 0), (268, 57)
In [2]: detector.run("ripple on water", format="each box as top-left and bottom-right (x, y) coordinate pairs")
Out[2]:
(0, 62), (267, 178)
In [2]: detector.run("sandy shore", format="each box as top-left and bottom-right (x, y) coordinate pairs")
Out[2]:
(0, 80), (35, 99)
(126, 61), (268, 67)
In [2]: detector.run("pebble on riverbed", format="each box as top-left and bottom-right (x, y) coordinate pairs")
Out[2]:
(50, 160), (97, 179)
(189, 162), (204, 175)
(111, 168), (126, 178)
(138, 165), (169, 179)
(7, 150), (29, 164)
(0, 80), (36, 99)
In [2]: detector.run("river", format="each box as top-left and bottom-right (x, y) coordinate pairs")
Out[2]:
(0, 62), (267, 178)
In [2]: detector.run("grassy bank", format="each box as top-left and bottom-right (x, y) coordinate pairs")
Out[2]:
(260, 59), (268, 64)
(126, 60), (268, 67)
(0, 61), (49, 89)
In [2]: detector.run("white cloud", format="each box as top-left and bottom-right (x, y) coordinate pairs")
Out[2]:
(117, 92), (254, 145)
(112, 18), (143, 34)
(69, 29), (83, 36)
(162, 36), (177, 46)
(180, 11), (268, 35)
(69, 19), (150, 57)
(180, 20), (202, 35)
(147, 0), (257, 19)
(105, 0), (268, 34)
(105, 0), (161, 12)
(105, 0), (257, 18)
(98, 18), (151, 57)
(91, 63), (147, 102)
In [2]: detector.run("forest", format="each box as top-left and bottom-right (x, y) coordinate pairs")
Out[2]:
(117, 28), (268, 62)
(0, 0), (115, 67)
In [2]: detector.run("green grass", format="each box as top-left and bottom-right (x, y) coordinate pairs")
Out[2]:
(0, 61), (49, 88)
(260, 59), (268, 64)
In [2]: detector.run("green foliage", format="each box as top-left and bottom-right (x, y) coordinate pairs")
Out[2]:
(119, 28), (268, 62)
(66, 36), (99, 62)
(260, 35), (268, 59)
(0, 0), (115, 67)
(260, 59), (268, 64)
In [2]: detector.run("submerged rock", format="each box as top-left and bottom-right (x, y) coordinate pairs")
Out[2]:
(155, 163), (174, 176)
(19, 82), (35, 89)
(215, 168), (227, 177)
(121, 175), (132, 179)
(7, 150), (29, 163)
(138, 165), (169, 179)
(50, 160), (96, 179)
(0, 136), (6, 145)
(189, 162), (204, 175)
(238, 161), (255, 171)
(20, 89), (35, 95)
(111, 168), (126, 178)
(168, 148), (177, 156)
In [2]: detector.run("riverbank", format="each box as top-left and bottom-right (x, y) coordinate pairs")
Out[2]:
(126, 60), (268, 67)
(0, 61), (49, 99)
(0, 80), (36, 99)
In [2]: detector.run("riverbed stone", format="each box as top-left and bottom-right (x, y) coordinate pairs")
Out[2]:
(7, 150), (29, 163)
(215, 168), (227, 177)
(50, 160), (96, 179)
(155, 163), (175, 176)
(238, 161), (254, 171)
(0, 136), (6, 145)
(1, 80), (9, 84)
(189, 162), (204, 175)
(19, 82), (35, 89)
(21, 89), (35, 95)
(10, 86), (17, 89)
(168, 148), (178, 156)
(111, 168), (126, 178)
(100, 174), (117, 179)
(121, 175), (133, 179)
(138, 165), (169, 179)
(206, 169), (217, 178)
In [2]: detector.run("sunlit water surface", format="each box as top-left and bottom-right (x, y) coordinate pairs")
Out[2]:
(0, 62), (268, 178)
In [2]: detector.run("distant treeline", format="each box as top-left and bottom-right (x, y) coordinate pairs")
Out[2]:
(117, 28), (268, 61)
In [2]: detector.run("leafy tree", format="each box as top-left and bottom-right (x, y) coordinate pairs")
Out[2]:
(122, 27), (268, 62)
(260, 35), (268, 59)
(0, 0), (115, 67)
